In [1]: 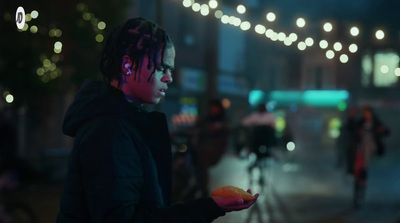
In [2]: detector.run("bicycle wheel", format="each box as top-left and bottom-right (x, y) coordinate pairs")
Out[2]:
(4, 203), (37, 223)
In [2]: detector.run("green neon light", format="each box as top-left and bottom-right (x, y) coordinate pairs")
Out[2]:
(249, 90), (349, 107)
(337, 101), (347, 111)
(303, 90), (349, 106)
(269, 91), (303, 104)
(249, 90), (265, 106)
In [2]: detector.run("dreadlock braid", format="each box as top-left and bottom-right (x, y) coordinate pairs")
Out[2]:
(99, 17), (173, 88)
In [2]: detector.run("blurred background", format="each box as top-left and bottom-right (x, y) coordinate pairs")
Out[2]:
(1, 0), (400, 222)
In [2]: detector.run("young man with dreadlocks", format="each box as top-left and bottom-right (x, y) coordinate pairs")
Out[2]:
(56, 18), (258, 223)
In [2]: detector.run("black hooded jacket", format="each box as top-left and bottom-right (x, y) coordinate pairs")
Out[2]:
(56, 81), (225, 223)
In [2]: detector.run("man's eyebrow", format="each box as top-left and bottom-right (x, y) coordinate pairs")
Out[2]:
(163, 63), (174, 70)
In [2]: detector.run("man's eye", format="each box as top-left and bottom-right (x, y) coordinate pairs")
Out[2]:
(157, 67), (173, 73)
(156, 67), (165, 72)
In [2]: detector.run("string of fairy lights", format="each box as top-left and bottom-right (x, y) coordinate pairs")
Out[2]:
(2, 3), (106, 104)
(181, 0), (391, 65)
(3, 1), (399, 105)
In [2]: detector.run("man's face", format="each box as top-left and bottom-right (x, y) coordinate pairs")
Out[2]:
(125, 46), (175, 104)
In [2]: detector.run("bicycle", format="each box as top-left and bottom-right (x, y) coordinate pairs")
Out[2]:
(0, 170), (37, 223)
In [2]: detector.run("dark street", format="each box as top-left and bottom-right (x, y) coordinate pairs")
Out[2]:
(4, 143), (399, 223)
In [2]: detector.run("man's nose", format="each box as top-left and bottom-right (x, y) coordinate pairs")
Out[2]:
(162, 72), (173, 84)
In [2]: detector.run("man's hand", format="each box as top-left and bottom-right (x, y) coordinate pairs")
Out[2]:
(212, 189), (259, 212)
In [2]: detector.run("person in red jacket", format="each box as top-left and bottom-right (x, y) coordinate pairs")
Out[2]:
(56, 17), (258, 223)
(355, 106), (390, 172)
(352, 106), (390, 208)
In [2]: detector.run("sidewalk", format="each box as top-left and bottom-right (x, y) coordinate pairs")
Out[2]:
(209, 146), (400, 223)
(3, 145), (399, 223)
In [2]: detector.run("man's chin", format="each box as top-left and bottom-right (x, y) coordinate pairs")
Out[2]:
(150, 98), (162, 104)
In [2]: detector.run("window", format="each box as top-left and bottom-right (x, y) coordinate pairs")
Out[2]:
(362, 50), (399, 87)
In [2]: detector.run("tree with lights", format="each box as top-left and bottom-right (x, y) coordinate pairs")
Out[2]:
(0, 0), (130, 159)
(1, 0), (130, 108)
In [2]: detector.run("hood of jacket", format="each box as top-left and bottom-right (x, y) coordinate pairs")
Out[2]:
(62, 80), (148, 137)
(62, 80), (174, 206)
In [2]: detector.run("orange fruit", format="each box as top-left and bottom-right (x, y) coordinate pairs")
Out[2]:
(211, 186), (255, 202)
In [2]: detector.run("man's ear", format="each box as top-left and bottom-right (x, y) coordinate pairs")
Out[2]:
(121, 55), (133, 75)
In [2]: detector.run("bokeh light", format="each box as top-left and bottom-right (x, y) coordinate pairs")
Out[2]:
(255, 24), (266, 34)
(209, 0), (218, 9)
(340, 54), (349, 63)
(326, 50), (335, 59)
(271, 32), (279, 41)
(275, 116), (286, 132)
(95, 34), (104, 42)
(395, 68), (400, 77)
(22, 23), (29, 31)
(54, 29), (62, 37)
(319, 40), (328, 49)
(265, 29), (274, 38)
(297, 42), (306, 51)
(200, 4), (210, 16)
(54, 41), (62, 50)
(43, 59), (51, 67)
(183, 0), (192, 8)
(337, 101), (347, 111)
(25, 13), (31, 22)
(97, 21), (106, 30)
(333, 42), (342, 51)
(192, 3), (201, 12)
(76, 2), (86, 11)
(83, 12), (91, 21)
(323, 22), (333, 32)
(30, 25), (38, 33)
(375, 29), (385, 40)
(350, 26), (359, 36)
(237, 5), (246, 14)
(305, 37), (314, 46)
(48, 29), (63, 37)
(289, 33), (298, 42)
(5, 94), (14, 103)
(221, 15), (229, 24)
(284, 38), (293, 46)
(278, 32), (286, 41)
(228, 16), (236, 25)
(296, 17), (306, 28)
(214, 10), (223, 19)
(240, 21), (251, 31)
(31, 10), (39, 19)
(266, 12), (276, 22)
(349, 43), (358, 53)
(232, 17), (241, 26)
(380, 65), (389, 73)
(36, 68), (44, 76)
(222, 98), (231, 109)
(286, 142), (295, 151)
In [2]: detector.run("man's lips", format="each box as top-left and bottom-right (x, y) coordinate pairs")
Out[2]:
(159, 88), (167, 96)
